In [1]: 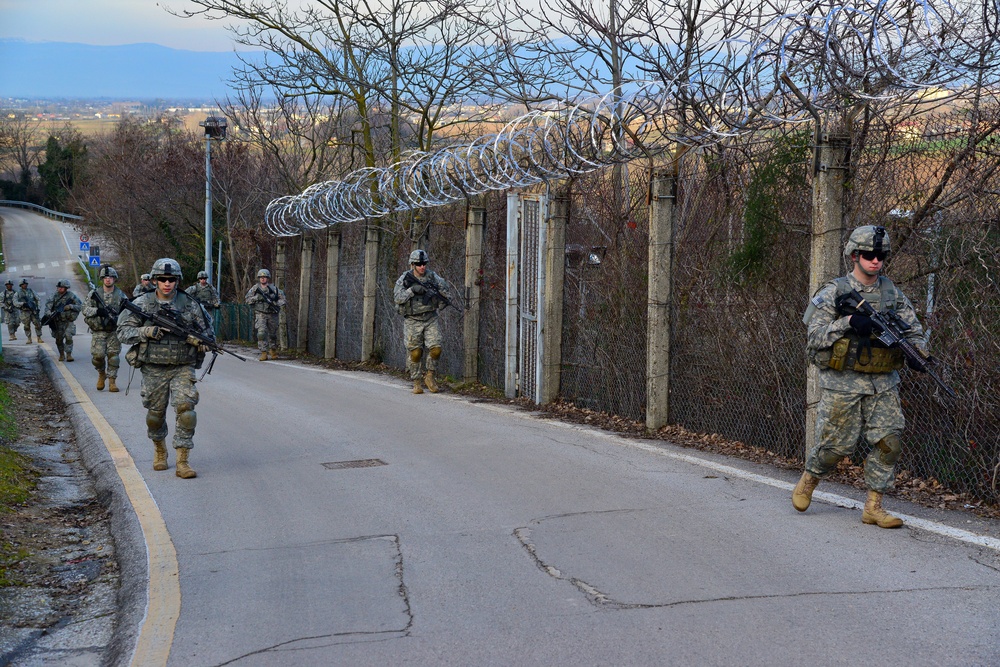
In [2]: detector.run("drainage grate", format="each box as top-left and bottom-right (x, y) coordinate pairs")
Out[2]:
(322, 459), (387, 470)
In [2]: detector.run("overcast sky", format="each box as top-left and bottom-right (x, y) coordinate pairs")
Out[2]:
(0, 0), (238, 51)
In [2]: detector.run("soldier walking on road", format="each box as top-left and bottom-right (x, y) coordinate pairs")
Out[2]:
(245, 269), (285, 361)
(83, 266), (129, 392)
(186, 270), (221, 331)
(393, 249), (450, 394)
(795, 225), (930, 529)
(43, 279), (83, 362)
(13, 278), (44, 343)
(2, 279), (18, 340)
(118, 258), (214, 479)
(133, 274), (153, 298)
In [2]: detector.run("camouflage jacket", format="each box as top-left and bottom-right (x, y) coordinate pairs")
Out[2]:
(393, 270), (449, 319)
(44, 290), (83, 324)
(1, 289), (16, 312)
(186, 282), (221, 309)
(245, 284), (285, 315)
(13, 287), (40, 312)
(806, 273), (926, 394)
(117, 291), (213, 366)
(83, 286), (130, 332)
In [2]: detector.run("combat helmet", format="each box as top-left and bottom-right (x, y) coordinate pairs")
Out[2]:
(19, 278), (28, 286)
(844, 225), (891, 259)
(197, 270), (209, 280)
(99, 266), (119, 279)
(4, 279), (12, 287)
(409, 249), (429, 265)
(56, 279), (71, 289)
(141, 273), (151, 281)
(257, 269), (271, 279)
(150, 258), (182, 281)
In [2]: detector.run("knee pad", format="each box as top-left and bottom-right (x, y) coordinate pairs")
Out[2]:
(876, 434), (902, 466)
(816, 449), (844, 470)
(176, 404), (197, 431)
(108, 354), (120, 368)
(146, 410), (166, 432)
(429, 346), (442, 360)
(409, 348), (423, 363)
(92, 356), (106, 371)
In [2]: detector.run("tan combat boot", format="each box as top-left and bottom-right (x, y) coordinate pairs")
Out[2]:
(9, 333), (15, 340)
(268, 349), (278, 360)
(96, 370), (106, 391)
(108, 377), (119, 393)
(153, 441), (168, 471)
(862, 491), (904, 528)
(65, 353), (73, 362)
(36, 335), (43, 343)
(412, 378), (424, 394)
(58, 351), (65, 361)
(25, 336), (32, 345)
(175, 448), (197, 479)
(259, 350), (268, 361)
(792, 472), (821, 512)
(424, 370), (439, 393)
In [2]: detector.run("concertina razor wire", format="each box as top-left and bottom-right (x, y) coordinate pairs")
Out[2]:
(264, 0), (1000, 237)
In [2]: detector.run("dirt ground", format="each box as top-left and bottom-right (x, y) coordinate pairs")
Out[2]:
(0, 348), (118, 666)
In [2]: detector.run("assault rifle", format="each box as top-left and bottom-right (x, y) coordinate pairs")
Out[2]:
(91, 292), (121, 329)
(836, 289), (956, 398)
(40, 301), (67, 327)
(120, 298), (248, 378)
(402, 272), (453, 311)
(253, 285), (281, 312)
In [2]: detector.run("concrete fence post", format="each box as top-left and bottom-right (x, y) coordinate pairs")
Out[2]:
(297, 236), (314, 352)
(463, 205), (486, 383)
(276, 239), (288, 351)
(361, 224), (380, 362)
(325, 228), (341, 360)
(539, 186), (568, 405)
(646, 168), (676, 432)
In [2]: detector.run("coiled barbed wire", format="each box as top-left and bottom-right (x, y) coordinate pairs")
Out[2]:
(265, 0), (999, 236)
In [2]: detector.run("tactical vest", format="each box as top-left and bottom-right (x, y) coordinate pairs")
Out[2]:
(399, 271), (443, 318)
(134, 292), (202, 366)
(811, 277), (905, 374)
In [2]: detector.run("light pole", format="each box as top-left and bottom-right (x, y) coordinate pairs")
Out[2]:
(198, 115), (227, 283)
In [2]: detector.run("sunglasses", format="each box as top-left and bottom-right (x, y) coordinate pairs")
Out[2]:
(413, 262), (428, 267)
(859, 250), (887, 262)
(156, 276), (179, 283)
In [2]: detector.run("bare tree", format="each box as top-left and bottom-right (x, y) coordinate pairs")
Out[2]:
(0, 111), (44, 190)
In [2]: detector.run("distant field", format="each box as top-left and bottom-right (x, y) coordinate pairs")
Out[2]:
(43, 114), (209, 138)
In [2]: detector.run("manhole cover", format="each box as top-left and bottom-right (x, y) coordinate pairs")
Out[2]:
(322, 459), (387, 470)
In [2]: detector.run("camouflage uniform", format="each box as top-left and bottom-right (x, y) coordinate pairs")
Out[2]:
(117, 290), (213, 451)
(44, 285), (83, 359)
(393, 265), (450, 381)
(2, 283), (17, 338)
(83, 284), (130, 381)
(133, 276), (154, 298)
(185, 282), (221, 310)
(13, 283), (43, 340)
(245, 282), (285, 354)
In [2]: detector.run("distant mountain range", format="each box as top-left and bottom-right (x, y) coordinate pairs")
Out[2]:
(0, 40), (250, 100)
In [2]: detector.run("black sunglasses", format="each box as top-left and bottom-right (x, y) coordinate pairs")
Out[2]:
(156, 276), (179, 283)
(413, 262), (428, 266)
(859, 250), (887, 262)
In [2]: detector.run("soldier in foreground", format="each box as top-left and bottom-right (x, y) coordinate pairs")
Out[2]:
(2, 279), (17, 340)
(118, 259), (214, 479)
(13, 278), (43, 343)
(245, 269), (285, 361)
(43, 279), (83, 361)
(795, 225), (929, 528)
(393, 249), (450, 394)
(83, 266), (129, 392)
(133, 273), (153, 297)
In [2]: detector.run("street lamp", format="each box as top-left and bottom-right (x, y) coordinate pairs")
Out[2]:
(198, 115), (228, 283)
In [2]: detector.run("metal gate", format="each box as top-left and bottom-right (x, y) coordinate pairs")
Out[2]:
(505, 192), (548, 401)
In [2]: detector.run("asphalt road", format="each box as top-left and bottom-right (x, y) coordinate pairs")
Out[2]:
(3, 207), (999, 667)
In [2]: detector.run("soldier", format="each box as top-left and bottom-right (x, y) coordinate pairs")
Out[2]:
(185, 270), (221, 323)
(795, 225), (929, 529)
(245, 269), (285, 361)
(118, 258), (214, 479)
(133, 273), (153, 297)
(83, 266), (129, 392)
(43, 279), (83, 362)
(13, 278), (44, 343)
(393, 249), (450, 394)
(2, 279), (17, 340)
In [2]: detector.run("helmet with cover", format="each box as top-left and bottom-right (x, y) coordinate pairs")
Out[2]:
(408, 249), (429, 265)
(257, 269), (271, 279)
(150, 258), (183, 281)
(844, 225), (891, 260)
(99, 266), (119, 279)
(4, 280), (12, 286)
(197, 270), (209, 280)
(19, 278), (28, 286)
(141, 273), (151, 281)
(56, 279), (71, 289)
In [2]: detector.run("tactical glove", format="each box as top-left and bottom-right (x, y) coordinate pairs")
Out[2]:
(848, 314), (881, 337)
(185, 335), (211, 353)
(410, 283), (426, 295)
(140, 326), (165, 341)
(834, 292), (857, 316)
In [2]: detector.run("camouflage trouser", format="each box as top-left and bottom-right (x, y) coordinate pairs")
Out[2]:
(91, 330), (122, 378)
(254, 312), (279, 351)
(4, 310), (16, 336)
(807, 388), (905, 492)
(50, 322), (76, 355)
(140, 364), (199, 450)
(404, 316), (443, 380)
(19, 310), (42, 337)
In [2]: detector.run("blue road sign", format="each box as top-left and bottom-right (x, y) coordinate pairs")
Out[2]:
(80, 241), (90, 252)
(89, 256), (100, 266)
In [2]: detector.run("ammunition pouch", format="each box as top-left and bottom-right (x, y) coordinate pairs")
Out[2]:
(136, 338), (198, 366)
(818, 336), (904, 373)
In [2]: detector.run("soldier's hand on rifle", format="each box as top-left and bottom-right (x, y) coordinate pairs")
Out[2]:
(185, 335), (211, 353)
(848, 314), (881, 337)
(83, 306), (98, 317)
(140, 326), (167, 341)
(410, 283), (426, 295)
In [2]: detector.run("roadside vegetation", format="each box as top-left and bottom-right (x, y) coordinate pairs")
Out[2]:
(0, 377), (35, 586)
